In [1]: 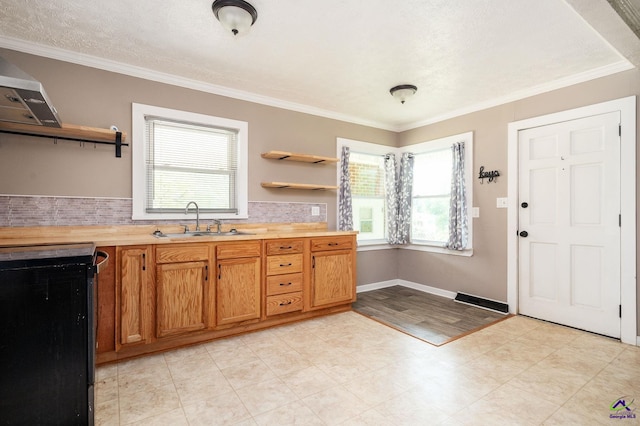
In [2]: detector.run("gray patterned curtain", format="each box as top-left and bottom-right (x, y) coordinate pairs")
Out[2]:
(446, 141), (468, 250)
(384, 153), (398, 242)
(395, 152), (414, 244)
(338, 146), (353, 231)
(386, 152), (414, 245)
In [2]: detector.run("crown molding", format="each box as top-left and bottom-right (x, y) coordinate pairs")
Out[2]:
(0, 36), (633, 134)
(0, 37), (397, 131)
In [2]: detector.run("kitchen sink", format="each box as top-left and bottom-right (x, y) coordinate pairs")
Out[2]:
(152, 230), (253, 238)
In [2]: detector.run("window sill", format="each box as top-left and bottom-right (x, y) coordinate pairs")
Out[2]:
(399, 244), (473, 257)
(356, 240), (473, 256)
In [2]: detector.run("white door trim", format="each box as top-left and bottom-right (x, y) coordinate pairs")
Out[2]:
(507, 96), (637, 345)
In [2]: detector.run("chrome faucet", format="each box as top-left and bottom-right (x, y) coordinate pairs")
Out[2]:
(207, 219), (222, 234)
(185, 201), (200, 231)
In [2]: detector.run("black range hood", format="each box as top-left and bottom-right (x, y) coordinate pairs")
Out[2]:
(0, 56), (61, 127)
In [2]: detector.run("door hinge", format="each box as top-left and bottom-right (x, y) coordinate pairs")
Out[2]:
(619, 214), (621, 227)
(619, 124), (622, 137)
(619, 304), (622, 318)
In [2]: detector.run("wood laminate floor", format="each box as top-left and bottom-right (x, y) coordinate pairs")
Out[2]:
(352, 286), (509, 345)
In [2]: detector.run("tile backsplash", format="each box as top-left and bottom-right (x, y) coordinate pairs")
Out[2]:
(0, 195), (327, 227)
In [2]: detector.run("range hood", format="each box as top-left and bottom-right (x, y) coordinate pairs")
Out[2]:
(0, 56), (61, 127)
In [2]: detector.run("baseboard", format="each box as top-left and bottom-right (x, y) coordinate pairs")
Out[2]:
(397, 280), (457, 299)
(356, 280), (399, 293)
(454, 292), (509, 314)
(637, 335), (640, 347)
(357, 279), (457, 299)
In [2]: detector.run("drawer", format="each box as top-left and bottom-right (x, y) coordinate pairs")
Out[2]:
(265, 240), (304, 256)
(156, 244), (209, 263)
(217, 241), (261, 259)
(266, 292), (303, 316)
(266, 273), (303, 296)
(266, 254), (303, 275)
(310, 236), (354, 252)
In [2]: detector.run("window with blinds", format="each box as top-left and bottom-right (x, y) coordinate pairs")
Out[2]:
(132, 103), (248, 220)
(145, 118), (238, 213)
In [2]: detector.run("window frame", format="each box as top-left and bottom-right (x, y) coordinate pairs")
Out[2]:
(337, 132), (473, 255)
(400, 132), (474, 255)
(132, 103), (248, 220)
(337, 138), (393, 247)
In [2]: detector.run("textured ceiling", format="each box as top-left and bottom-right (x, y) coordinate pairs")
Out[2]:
(0, 0), (635, 131)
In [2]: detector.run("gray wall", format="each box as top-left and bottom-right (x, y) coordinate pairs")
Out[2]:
(1, 48), (638, 330)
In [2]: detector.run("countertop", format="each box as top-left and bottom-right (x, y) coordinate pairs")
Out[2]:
(0, 223), (357, 247)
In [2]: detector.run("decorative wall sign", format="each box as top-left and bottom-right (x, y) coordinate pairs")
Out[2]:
(478, 166), (500, 184)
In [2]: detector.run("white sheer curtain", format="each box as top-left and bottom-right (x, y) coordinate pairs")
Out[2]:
(446, 141), (468, 250)
(338, 146), (353, 231)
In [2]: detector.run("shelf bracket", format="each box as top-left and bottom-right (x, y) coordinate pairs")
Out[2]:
(115, 131), (122, 158)
(0, 127), (129, 158)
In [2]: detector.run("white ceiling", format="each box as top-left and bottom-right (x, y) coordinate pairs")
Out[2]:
(0, 0), (637, 131)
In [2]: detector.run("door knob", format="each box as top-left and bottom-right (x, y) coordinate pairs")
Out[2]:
(521, 202), (528, 208)
(519, 231), (528, 237)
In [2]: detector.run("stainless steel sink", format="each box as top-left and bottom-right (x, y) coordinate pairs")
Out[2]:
(152, 230), (253, 238)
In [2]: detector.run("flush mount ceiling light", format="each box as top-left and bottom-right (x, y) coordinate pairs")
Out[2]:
(390, 84), (418, 104)
(212, 0), (258, 36)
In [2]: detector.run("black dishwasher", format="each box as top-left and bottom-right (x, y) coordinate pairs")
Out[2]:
(0, 243), (100, 425)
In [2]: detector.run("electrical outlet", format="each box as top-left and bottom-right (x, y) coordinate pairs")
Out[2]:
(472, 207), (480, 218)
(496, 197), (508, 208)
(311, 206), (320, 216)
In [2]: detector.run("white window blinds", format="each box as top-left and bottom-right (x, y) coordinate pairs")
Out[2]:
(145, 117), (238, 213)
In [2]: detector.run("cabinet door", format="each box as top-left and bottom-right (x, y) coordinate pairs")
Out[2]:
(311, 249), (355, 308)
(217, 257), (261, 326)
(117, 246), (150, 348)
(156, 261), (209, 338)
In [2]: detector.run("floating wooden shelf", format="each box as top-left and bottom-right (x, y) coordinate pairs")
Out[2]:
(261, 182), (338, 190)
(261, 151), (339, 164)
(0, 121), (128, 157)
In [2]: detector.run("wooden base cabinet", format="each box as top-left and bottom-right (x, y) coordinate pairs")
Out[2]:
(216, 242), (261, 326)
(310, 236), (356, 309)
(264, 239), (305, 316)
(116, 245), (152, 349)
(156, 244), (210, 338)
(102, 233), (356, 363)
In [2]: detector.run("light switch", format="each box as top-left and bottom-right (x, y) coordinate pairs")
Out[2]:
(472, 207), (480, 218)
(496, 197), (508, 208)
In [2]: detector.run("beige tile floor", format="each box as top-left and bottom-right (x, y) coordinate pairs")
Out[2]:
(96, 311), (640, 425)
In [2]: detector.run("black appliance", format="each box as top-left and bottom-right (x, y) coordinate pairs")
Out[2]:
(0, 243), (105, 425)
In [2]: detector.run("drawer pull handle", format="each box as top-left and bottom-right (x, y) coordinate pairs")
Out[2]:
(328, 243), (339, 246)
(280, 263), (292, 267)
(280, 246), (292, 249)
(279, 282), (292, 286)
(279, 301), (292, 306)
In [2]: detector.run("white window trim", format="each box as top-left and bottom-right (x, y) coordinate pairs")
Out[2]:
(132, 103), (248, 220)
(337, 133), (473, 255)
(399, 131), (474, 256)
(337, 138), (394, 249)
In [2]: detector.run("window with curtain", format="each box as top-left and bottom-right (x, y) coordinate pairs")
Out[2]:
(406, 132), (473, 251)
(132, 103), (248, 220)
(337, 133), (472, 252)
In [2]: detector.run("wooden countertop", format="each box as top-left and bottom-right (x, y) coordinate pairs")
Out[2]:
(0, 223), (357, 247)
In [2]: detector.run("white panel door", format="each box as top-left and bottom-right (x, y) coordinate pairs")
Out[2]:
(518, 112), (620, 338)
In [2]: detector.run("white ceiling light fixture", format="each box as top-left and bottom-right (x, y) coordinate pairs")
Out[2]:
(212, 0), (258, 36)
(390, 85), (418, 104)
